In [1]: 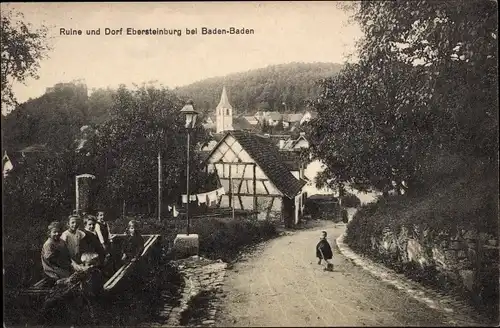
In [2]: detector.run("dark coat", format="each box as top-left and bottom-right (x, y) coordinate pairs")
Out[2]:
(122, 233), (145, 260)
(80, 230), (106, 264)
(316, 239), (333, 260)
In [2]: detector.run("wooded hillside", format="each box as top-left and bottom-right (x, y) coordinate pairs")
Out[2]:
(174, 62), (343, 114)
(1, 62), (342, 152)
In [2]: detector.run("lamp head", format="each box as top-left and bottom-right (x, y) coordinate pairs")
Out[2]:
(180, 99), (199, 129)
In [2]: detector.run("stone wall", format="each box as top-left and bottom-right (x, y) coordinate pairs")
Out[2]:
(368, 225), (499, 304)
(147, 255), (228, 327)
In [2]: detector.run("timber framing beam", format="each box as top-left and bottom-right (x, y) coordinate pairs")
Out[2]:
(229, 193), (282, 197)
(219, 177), (269, 181)
(214, 161), (256, 165)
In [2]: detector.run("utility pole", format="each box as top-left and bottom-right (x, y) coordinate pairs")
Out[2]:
(231, 175), (235, 220)
(186, 131), (191, 235)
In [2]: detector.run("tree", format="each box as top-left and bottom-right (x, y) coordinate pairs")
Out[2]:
(1, 8), (51, 112)
(174, 62), (343, 113)
(3, 149), (78, 223)
(87, 87), (116, 125)
(353, 0), (498, 161)
(86, 85), (210, 213)
(1, 83), (89, 152)
(308, 0), (498, 195)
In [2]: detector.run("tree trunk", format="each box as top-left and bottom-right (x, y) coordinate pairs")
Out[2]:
(395, 178), (402, 195)
(473, 223), (484, 305)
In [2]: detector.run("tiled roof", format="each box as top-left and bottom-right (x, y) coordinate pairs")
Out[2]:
(257, 134), (291, 146)
(267, 111), (282, 121)
(233, 116), (256, 131)
(243, 116), (259, 125)
(289, 121), (303, 132)
(202, 122), (215, 130)
(308, 110), (318, 119)
(226, 131), (305, 198)
(283, 113), (303, 123)
(216, 86), (233, 110)
(211, 133), (225, 142)
(279, 150), (302, 171)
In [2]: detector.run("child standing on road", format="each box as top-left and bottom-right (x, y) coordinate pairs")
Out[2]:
(316, 230), (333, 266)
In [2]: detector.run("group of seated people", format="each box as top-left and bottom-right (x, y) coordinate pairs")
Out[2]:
(41, 211), (145, 286)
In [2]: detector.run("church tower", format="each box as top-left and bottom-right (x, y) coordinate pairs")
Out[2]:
(215, 86), (233, 133)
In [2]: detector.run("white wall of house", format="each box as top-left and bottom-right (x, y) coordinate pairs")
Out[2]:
(207, 134), (285, 215)
(201, 140), (218, 152)
(303, 160), (334, 195)
(294, 194), (301, 224)
(303, 159), (380, 205)
(294, 138), (309, 149)
(300, 111), (312, 125)
(3, 153), (13, 177)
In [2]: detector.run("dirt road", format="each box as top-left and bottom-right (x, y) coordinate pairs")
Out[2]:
(216, 221), (451, 327)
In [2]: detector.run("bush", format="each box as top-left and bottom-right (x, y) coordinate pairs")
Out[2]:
(195, 218), (277, 262)
(341, 209), (349, 223)
(110, 215), (278, 263)
(341, 192), (361, 208)
(3, 213), (278, 294)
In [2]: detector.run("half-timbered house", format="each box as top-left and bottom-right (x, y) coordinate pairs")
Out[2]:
(205, 130), (306, 227)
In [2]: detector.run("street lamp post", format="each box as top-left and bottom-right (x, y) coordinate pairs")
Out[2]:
(180, 99), (199, 236)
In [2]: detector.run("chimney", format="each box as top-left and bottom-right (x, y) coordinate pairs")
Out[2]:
(279, 139), (285, 149)
(299, 132), (305, 137)
(264, 133), (270, 138)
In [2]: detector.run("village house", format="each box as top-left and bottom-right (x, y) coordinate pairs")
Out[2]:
(202, 114), (216, 130)
(2, 151), (14, 177)
(205, 88), (312, 134)
(258, 132), (309, 152)
(265, 111), (283, 126)
(197, 86), (323, 226)
(205, 130), (306, 228)
(282, 113), (303, 129)
(2, 144), (54, 178)
(299, 110), (318, 125)
(243, 115), (259, 126)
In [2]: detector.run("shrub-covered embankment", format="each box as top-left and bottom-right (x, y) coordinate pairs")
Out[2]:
(345, 171), (498, 321)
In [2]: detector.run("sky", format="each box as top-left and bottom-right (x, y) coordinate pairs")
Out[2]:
(2, 2), (362, 107)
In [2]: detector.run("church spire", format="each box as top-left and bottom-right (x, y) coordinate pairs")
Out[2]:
(217, 85), (233, 110)
(215, 85), (234, 133)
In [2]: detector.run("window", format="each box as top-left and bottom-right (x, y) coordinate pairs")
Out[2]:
(226, 109), (230, 115)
